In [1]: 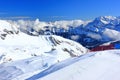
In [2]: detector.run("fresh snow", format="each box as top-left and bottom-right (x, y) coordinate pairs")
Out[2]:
(0, 50), (120, 80)
(0, 17), (120, 80)
(0, 26), (88, 80)
(0, 32), (88, 63)
(30, 50), (120, 80)
(0, 20), (18, 33)
(0, 19), (88, 64)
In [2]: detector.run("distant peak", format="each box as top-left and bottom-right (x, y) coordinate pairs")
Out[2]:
(103, 16), (116, 20)
(96, 16), (116, 20)
(35, 18), (40, 23)
(93, 16), (118, 24)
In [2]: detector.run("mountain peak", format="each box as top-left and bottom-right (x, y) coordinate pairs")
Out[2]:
(96, 16), (116, 21)
(94, 16), (117, 24)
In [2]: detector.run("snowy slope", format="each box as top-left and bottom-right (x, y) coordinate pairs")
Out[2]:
(0, 31), (88, 63)
(0, 18), (120, 80)
(0, 19), (88, 80)
(0, 50), (120, 80)
(0, 29), (88, 80)
(0, 56), (56, 80)
(0, 20), (18, 40)
(30, 50), (120, 80)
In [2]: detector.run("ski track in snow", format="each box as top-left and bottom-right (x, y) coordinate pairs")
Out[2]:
(1, 19), (120, 80)
(26, 52), (96, 80)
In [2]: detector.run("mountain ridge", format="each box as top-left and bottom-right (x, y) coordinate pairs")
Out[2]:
(0, 16), (120, 48)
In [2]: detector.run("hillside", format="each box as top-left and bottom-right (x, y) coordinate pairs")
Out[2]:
(0, 50), (120, 80)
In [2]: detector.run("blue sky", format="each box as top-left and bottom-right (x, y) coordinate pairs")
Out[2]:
(0, 0), (120, 21)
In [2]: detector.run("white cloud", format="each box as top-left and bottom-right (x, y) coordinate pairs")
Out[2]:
(71, 35), (80, 40)
(33, 19), (49, 32)
(87, 33), (102, 40)
(103, 28), (120, 40)
(3, 19), (90, 34)
(53, 20), (84, 30)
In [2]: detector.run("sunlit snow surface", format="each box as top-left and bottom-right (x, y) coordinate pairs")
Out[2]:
(0, 19), (120, 80)
(0, 30), (88, 80)
(0, 50), (120, 80)
(37, 50), (120, 80)
(0, 32), (87, 63)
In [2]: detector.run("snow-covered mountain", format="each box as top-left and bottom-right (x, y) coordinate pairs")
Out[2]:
(1, 16), (120, 48)
(3, 16), (120, 48)
(0, 27), (88, 64)
(0, 20), (19, 40)
(0, 17), (120, 80)
(0, 20), (89, 80)
(50, 16), (120, 48)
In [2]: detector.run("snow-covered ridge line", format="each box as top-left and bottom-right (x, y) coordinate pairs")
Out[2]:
(0, 16), (120, 33)
(0, 31), (88, 63)
(0, 29), (88, 80)
(1, 16), (120, 49)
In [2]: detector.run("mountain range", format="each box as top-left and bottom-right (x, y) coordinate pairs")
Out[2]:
(0, 16), (120, 80)
(1, 16), (120, 49)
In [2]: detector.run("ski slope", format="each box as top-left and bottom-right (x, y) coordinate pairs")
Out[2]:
(29, 50), (120, 80)
(0, 19), (120, 80)
(0, 20), (88, 80)
(0, 50), (120, 80)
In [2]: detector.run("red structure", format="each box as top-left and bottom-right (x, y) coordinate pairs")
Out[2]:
(90, 44), (114, 51)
